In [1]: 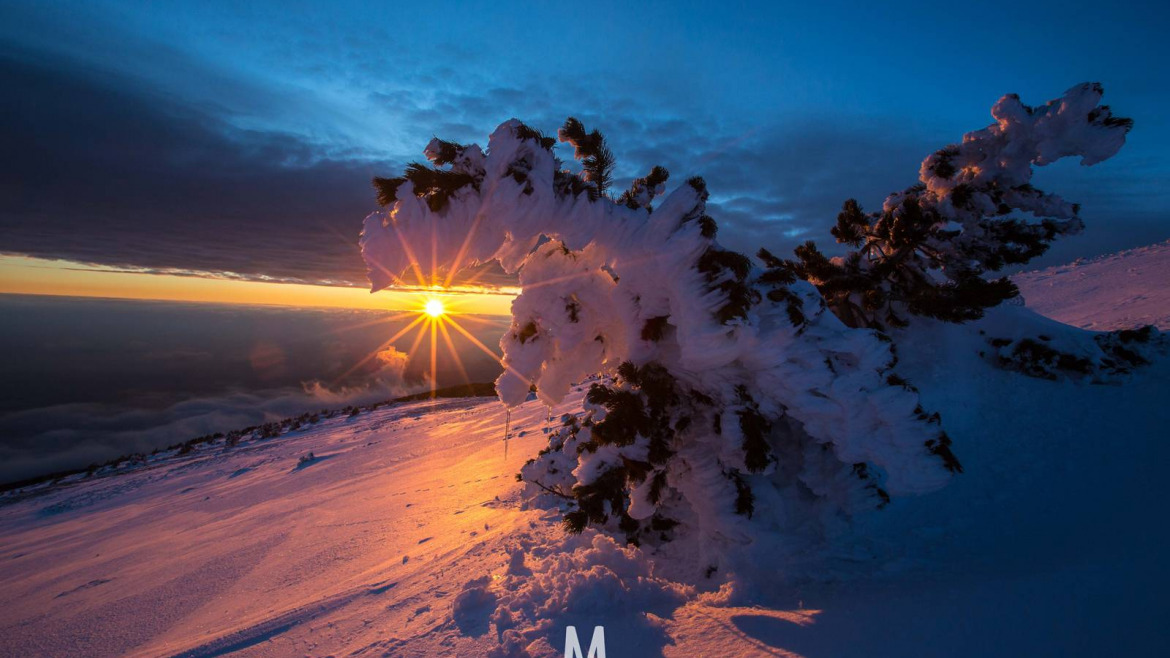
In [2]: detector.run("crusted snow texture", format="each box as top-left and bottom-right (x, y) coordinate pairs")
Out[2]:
(361, 118), (957, 564)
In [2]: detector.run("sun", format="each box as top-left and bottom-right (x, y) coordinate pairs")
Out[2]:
(424, 298), (445, 318)
(334, 286), (521, 403)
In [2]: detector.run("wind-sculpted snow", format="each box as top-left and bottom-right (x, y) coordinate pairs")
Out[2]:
(361, 117), (958, 569)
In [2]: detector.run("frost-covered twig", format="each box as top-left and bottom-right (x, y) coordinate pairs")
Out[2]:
(524, 478), (573, 501)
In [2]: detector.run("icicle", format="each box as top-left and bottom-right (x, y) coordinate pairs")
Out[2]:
(503, 409), (511, 459)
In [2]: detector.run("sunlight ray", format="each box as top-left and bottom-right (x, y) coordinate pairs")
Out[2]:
(390, 219), (429, 289)
(339, 218), (418, 291)
(443, 210), (486, 288)
(445, 313), (505, 326)
(436, 316), (472, 387)
(405, 315), (430, 364)
(326, 311), (416, 335)
(430, 221), (439, 289)
(430, 317), (438, 397)
(331, 314), (426, 386)
(446, 314), (535, 390)
(454, 261), (496, 289)
(518, 252), (661, 292)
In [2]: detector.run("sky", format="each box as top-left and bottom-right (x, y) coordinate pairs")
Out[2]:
(1, 0), (1168, 482)
(1, 0), (1169, 306)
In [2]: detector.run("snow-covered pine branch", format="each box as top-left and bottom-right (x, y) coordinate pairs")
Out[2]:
(361, 116), (959, 569)
(791, 83), (1132, 330)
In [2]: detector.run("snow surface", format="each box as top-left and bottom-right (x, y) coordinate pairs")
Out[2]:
(1015, 239), (1170, 331)
(2, 262), (1168, 657)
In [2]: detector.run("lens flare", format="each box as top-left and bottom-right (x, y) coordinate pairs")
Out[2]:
(335, 233), (514, 401)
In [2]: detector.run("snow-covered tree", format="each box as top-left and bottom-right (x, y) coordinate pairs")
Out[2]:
(789, 83), (1132, 330)
(362, 118), (962, 568)
(360, 85), (1130, 570)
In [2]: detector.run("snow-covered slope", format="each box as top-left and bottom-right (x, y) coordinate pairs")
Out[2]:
(1015, 239), (1170, 330)
(3, 359), (1167, 657)
(2, 246), (1168, 657)
(0, 396), (585, 656)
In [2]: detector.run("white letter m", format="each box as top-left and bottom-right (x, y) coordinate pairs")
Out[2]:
(564, 625), (606, 658)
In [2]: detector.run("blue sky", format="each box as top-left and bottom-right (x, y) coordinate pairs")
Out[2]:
(2, 0), (1167, 284)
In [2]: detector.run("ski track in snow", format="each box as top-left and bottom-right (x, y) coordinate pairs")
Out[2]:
(1, 244), (1169, 657)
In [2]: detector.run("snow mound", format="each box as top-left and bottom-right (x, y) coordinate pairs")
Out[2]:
(487, 533), (689, 657)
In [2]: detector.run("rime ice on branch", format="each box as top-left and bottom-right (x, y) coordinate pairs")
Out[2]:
(790, 83), (1132, 329)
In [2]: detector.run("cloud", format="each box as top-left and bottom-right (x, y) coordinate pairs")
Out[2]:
(0, 47), (387, 286)
(300, 345), (414, 405)
(610, 116), (943, 258)
(0, 294), (518, 485)
(0, 345), (419, 484)
(2, 33), (1164, 294)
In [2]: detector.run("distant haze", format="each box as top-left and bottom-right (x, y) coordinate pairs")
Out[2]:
(0, 295), (508, 483)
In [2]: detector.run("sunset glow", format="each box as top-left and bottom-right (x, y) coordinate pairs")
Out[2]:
(424, 299), (445, 318)
(0, 254), (516, 316)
